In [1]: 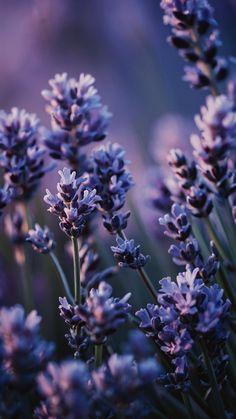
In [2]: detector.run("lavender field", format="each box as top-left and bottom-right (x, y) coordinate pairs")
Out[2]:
(0, 1), (236, 418)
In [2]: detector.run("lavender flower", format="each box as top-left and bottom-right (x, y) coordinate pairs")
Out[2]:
(191, 95), (236, 196)
(37, 360), (91, 419)
(26, 224), (55, 254)
(88, 142), (134, 233)
(0, 108), (51, 200)
(77, 281), (131, 344)
(42, 73), (112, 167)
(44, 167), (100, 237)
(59, 297), (89, 358)
(0, 305), (54, 391)
(159, 203), (191, 241)
(161, 0), (228, 91)
(186, 184), (213, 217)
(92, 353), (159, 415)
(111, 237), (150, 269)
(168, 149), (197, 190)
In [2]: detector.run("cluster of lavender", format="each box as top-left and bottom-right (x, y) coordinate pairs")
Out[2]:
(0, 305), (54, 417)
(160, 0), (228, 92)
(0, 0), (236, 417)
(41, 73), (112, 171)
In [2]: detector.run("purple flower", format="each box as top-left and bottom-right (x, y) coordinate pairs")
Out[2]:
(26, 224), (55, 254)
(42, 73), (111, 168)
(0, 108), (52, 200)
(168, 149), (197, 190)
(77, 281), (131, 344)
(0, 305), (54, 391)
(44, 167), (100, 237)
(37, 360), (91, 419)
(160, 0), (228, 90)
(159, 203), (191, 241)
(111, 237), (150, 269)
(92, 353), (159, 413)
(191, 95), (236, 196)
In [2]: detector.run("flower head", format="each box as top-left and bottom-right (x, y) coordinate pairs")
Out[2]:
(44, 167), (100, 237)
(77, 281), (131, 344)
(0, 108), (51, 200)
(26, 224), (55, 254)
(111, 237), (150, 269)
(37, 360), (91, 419)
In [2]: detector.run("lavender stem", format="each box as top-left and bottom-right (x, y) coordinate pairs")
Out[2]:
(72, 236), (80, 304)
(50, 252), (74, 304)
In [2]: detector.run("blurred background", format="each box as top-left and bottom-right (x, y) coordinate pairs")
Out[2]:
(1, 0), (236, 353)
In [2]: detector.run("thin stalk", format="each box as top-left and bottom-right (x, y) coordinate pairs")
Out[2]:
(21, 202), (33, 310)
(20, 257), (32, 312)
(182, 393), (196, 419)
(71, 236), (80, 304)
(200, 341), (227, 419)
(95, 344), (103, 368)
(190, 388), (213, 418)
(117, 228), (157, 302)
(137, 267), (157, 302)
(50, 252), (74, 303)
(204, 217), (229, 262)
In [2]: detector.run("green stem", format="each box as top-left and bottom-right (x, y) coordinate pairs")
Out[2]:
(21, 256), (32, 312)
(204, 217), (229, 262)
(95, 344), (103, 368)
(21, 202), (33, 310)
(71, 236), (80, 304)
(182, 393), (196, 419)
(201, 341), (227, 419)
(50, 252), (74, 303)
(137, 267), (157, 302)
(117, 228), (157, 302)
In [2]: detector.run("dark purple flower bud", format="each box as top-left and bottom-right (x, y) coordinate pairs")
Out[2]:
(89, 142), (134, 216)
(158, 355), (190, 392)
(186, 184), (213, 217)
(111, 237), (150, 269)
(168, 149), (197, 190)
(26, 224), (55, 254)
(44, 167), (100, 237)
(159, 203), (191, 241)
(37, 360), (92, 419)
(102, 211), (131, 235)
(77, 281), (131, 344)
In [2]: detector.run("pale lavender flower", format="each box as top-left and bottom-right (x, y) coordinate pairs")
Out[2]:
(77, 281), (131, 344)
(42, 73), (112, 167)
(0, 305), (54, 391)
(37, 360), (91, 419)
(44, 167), (100, 237)
(92, 353), (159, 415)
